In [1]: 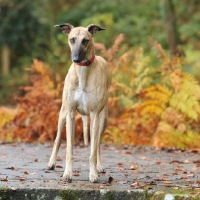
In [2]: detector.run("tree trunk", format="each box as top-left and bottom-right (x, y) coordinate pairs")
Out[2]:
(1, 44), (10, 75)
(160, 0), (182, 56)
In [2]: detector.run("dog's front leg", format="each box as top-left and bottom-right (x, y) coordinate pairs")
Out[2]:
(63, 111), (75, 183)
(48, 105), (67, 170)
(89, 112), (100, 183)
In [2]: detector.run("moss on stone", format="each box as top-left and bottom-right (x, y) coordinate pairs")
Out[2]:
(0, 188), (9, 200)
(60, 190), (79, 200)
(104, 191), (115, 200)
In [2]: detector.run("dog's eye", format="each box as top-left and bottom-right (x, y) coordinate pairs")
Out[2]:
(70, 37), (75, 44)
(82, 38), (89, 45)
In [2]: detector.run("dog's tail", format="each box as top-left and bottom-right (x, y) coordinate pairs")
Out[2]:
(82, 115), (88, 146)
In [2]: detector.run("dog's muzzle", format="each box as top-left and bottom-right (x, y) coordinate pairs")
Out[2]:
(74, 55), (95, 66)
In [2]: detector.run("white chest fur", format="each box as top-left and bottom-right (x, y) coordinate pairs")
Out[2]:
(74, 66), (90, 115)
(74, 88), (89, 115)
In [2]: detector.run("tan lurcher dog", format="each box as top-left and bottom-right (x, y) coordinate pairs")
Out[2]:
(47, 24), (110, 183)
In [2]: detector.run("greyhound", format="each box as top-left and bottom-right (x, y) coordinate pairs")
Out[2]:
(47, 23), (110, 183)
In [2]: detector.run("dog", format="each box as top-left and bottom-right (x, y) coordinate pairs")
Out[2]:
(47, 23), (110, 183)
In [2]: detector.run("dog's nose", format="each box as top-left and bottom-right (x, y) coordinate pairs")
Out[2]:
(73, 59), (81, 63)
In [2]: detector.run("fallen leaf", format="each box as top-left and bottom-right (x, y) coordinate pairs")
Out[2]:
(73, 173), (80, 176)
(130, 182), (146, 189)
(187, 172), (194, 177)
(19, 178), (26, 181)
(56, 165), (63, 168)
(140, 183), (148, 188)
(58, 181), (66, 185)
(155, 161), (161, 165)
(169, 160), (183, 164)
(96, 185), (101, 189)
(162, 181), (172, 184)
(1, 176), (8, 182)
(154, 178), (162, 181)
(10, 187), (17, 190)
(125, 151), (132, 155)
(24, 171), (28, 175)
(162, 177), (170, 181)
(191, 149), (200, 153)
(149, 181), (157, 185)
(191, 183), (199, 188)
(130, 165), (139, 170)
(175, 166), (183, 171)
(34, 158), (38, 162)
(194, 160), (200, 163)
(5, 167), (15, 170)
(103, 182), (112, 186)
(117, 162), (123, 166)
(130, 182), (138, 187)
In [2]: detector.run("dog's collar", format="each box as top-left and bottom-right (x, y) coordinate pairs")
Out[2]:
(75, 55), (95, 66)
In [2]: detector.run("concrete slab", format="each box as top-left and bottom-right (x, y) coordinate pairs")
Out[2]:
(1, 143), (200, 199)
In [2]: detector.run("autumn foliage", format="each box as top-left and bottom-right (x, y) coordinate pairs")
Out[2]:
(0, 60), (62, 142)
(1, 36), (200, 148)
(98, 37), (200, 148)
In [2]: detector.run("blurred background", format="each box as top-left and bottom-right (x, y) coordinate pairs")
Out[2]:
(0, 0), (200, 148)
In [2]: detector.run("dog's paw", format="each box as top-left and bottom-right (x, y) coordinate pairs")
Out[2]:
(89, 172), (99, 183)
(97, 166), (106, 174)
(63, 172), (72, 183)
(47, 163), (55, 170)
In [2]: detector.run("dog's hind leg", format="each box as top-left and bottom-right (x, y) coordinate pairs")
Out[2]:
(89, 112), (100, 182)
(97, 105), (107, 173)
(82, 115), (88, 146)
(47, 105), (67, 170)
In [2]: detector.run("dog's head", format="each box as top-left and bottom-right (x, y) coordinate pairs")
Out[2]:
(54, 23), (105, 64)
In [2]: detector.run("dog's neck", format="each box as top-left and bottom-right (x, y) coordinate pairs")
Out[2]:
(74, 46), (95, 90)
(75, 66), (90, 90)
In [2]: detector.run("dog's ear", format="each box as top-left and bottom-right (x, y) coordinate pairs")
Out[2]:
(54, 23), (74, 34)
(87, 24), (105, 36)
